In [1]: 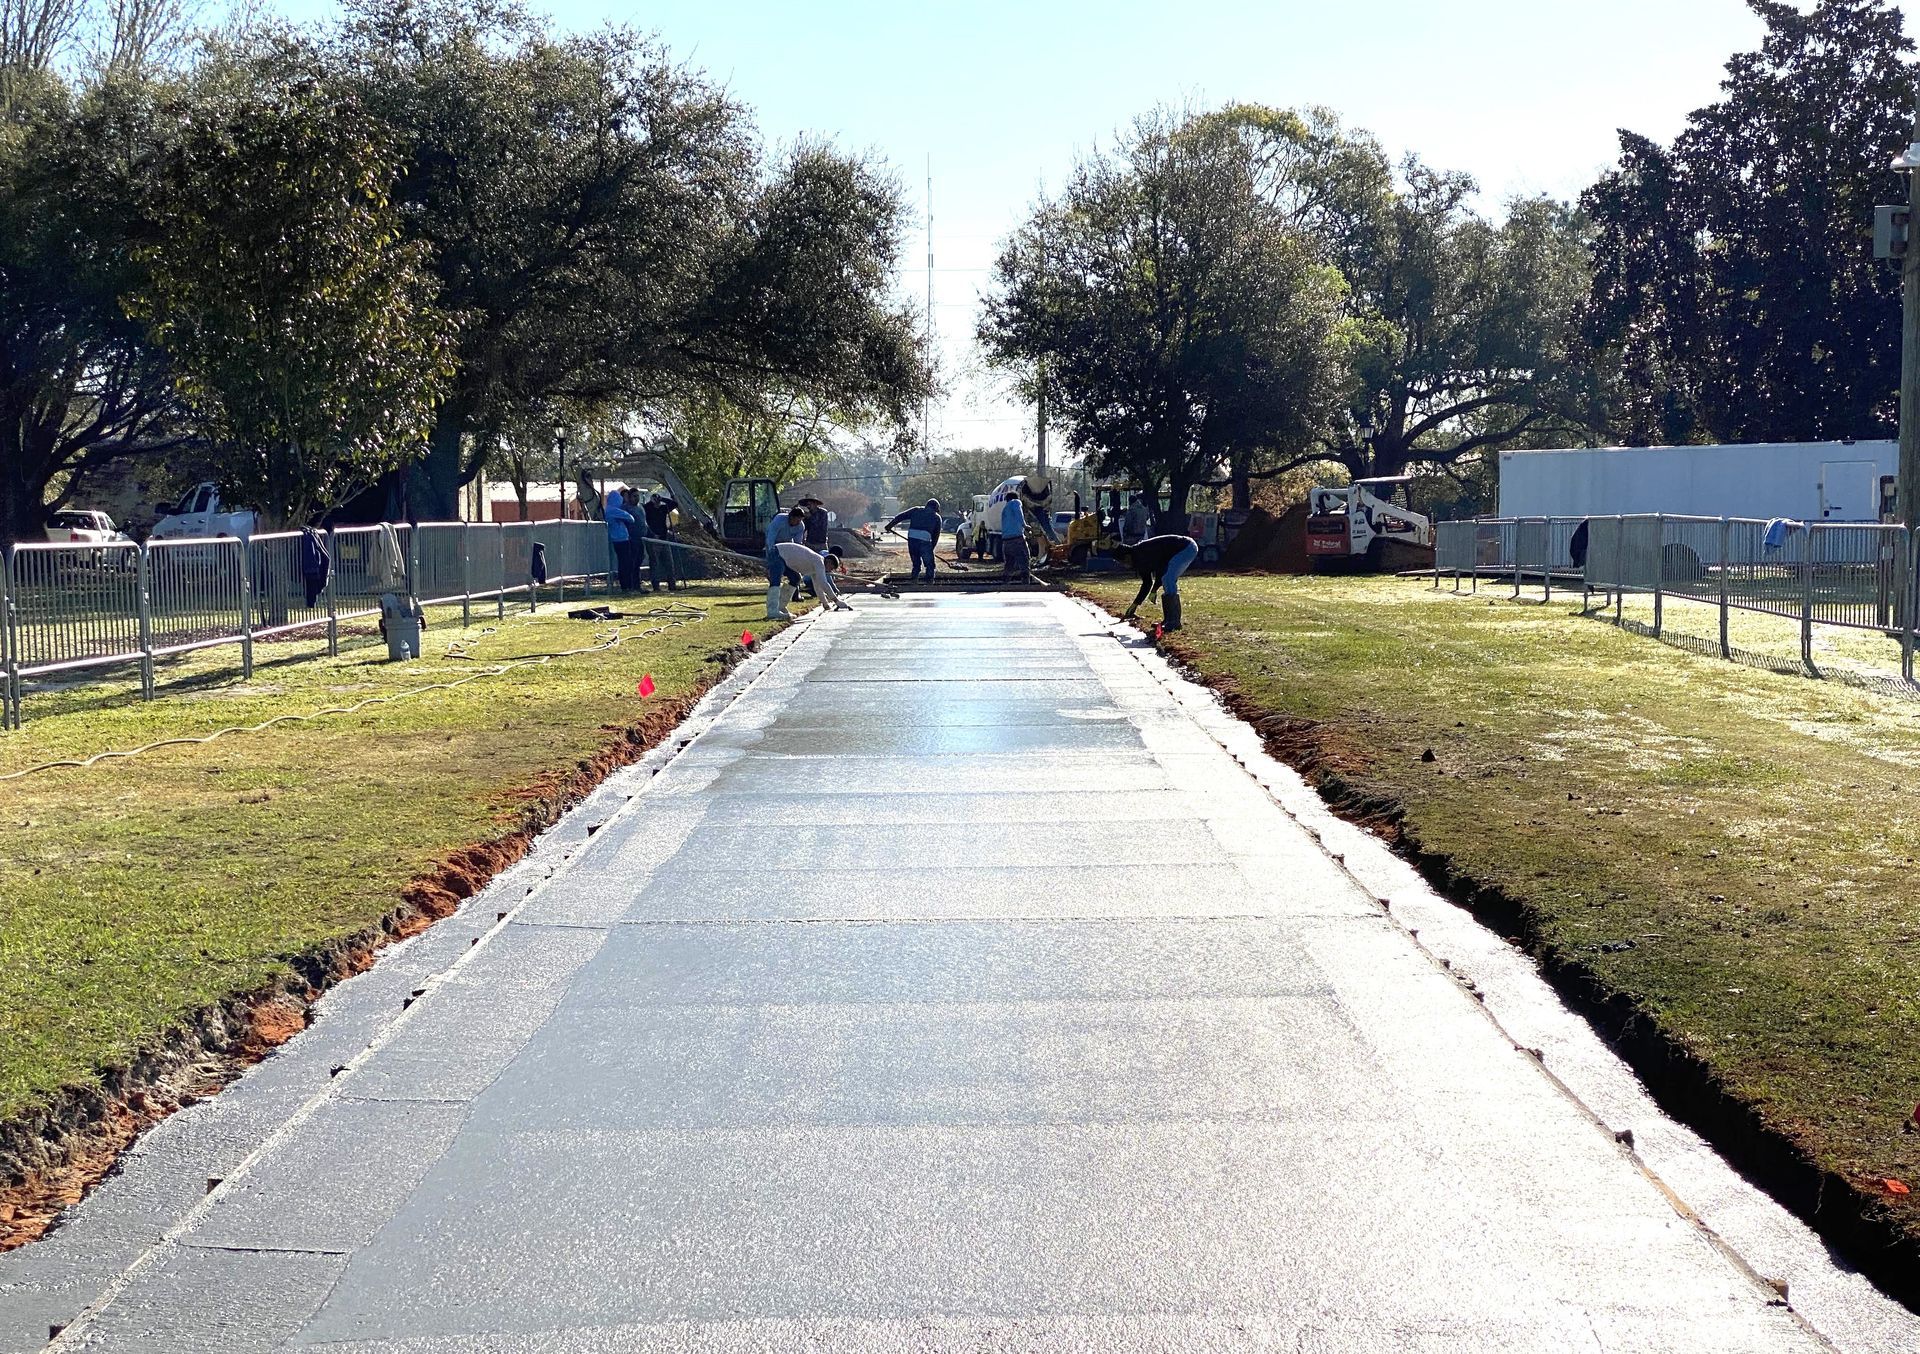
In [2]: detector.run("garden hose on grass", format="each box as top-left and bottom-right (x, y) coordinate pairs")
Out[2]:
(0, 600), (715, 783)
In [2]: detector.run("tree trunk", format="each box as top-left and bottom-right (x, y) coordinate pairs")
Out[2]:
(408, 402), (469, 522)
(1229, 448), (1251, 512)
(0, 460), (45, 547)
(1163, 473), (1192, 536)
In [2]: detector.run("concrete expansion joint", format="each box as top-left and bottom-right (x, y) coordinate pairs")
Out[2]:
(1065, 593), (1834, 1346)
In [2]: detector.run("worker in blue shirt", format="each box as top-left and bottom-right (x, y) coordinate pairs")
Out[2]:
(1000, 493), (1032, 581)
(764, 506), (805, 619)
(885, 498), (942, 581)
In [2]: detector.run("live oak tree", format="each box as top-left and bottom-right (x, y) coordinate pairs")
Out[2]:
(1231, 105), (1591, 485)
(333, 0), (929, 519)
(127, 55), (452, 528)
(980, 107), (1351, 527)
(0, 72), (187, 544)
(1584, 0), (1913, 445)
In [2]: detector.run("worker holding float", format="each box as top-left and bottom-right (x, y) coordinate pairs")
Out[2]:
(776, 538), (854, 612)
(1112, 533), (1200, 632)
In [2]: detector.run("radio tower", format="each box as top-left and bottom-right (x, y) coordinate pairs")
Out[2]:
(923, 154), (933, 457)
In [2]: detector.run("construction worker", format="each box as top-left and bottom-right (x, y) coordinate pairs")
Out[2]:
(1112, 533), (1199, 631)
(885, 498), (942, 581)
(765, 506), (804, 619)
(604, 489), (640, 592)
(776, 539), (853, 612)
(1000, 492), (1032, 581)
(642, 492), (680, 591)
(1018, 473), (1058, 542)
(1122, 494), (1151, 545)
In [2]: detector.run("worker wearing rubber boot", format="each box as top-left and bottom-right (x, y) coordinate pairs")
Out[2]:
(885, 498), (942, 581)
(776, 540), (854, 612)
(764, 507), (804, 619)
(1113, 533), (1199, 631)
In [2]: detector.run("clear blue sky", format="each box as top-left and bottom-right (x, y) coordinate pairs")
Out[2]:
(290, 0), (1900, 452)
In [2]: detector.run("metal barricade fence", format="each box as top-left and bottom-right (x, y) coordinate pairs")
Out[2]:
(147, 537), (246, 665)
(1438, 512), (1920, 685)
(3, 540), (143, 680)
(0, 514), (645, 726)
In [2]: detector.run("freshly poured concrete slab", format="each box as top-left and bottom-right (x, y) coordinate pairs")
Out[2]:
(24, 592), (1868, 1353)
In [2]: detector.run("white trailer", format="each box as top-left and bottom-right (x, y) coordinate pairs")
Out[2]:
(1497, 441), (1897, 524)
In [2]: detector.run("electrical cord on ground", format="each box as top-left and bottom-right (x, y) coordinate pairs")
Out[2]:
(0, 601), (714, 783)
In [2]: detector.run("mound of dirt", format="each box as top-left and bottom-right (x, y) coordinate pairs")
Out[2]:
(826, 527), (875, 559)
(670, 522), (759, 579)
(1221, 502), (1311, 574)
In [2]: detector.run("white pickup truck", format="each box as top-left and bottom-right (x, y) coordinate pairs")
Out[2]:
(44, 509), (129, 548)
(150, 483), (257, 541)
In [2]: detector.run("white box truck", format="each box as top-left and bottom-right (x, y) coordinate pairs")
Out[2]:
(1497, 441), (1897, 523)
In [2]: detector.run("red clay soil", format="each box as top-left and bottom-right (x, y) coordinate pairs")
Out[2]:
(1220, 503), (1312, 574)
(0, 644), (751, 1251)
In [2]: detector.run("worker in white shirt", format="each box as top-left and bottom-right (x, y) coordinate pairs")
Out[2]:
(776, 538), (853, 612)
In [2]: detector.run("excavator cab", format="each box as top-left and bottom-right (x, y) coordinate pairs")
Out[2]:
(719, 478), (780, 555)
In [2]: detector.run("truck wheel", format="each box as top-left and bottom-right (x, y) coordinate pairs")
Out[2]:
(1068, 543), (1090, 568)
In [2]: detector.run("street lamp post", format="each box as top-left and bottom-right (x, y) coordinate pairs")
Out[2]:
(554, 424), (569, 522)
(1891, 93), (1920, 531)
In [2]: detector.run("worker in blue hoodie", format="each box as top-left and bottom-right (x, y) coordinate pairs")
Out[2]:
(885, 498), (942, 581)
(604, 489), (640, 592)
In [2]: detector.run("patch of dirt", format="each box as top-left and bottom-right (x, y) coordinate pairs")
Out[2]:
(1124, 615), (1920, 1313)
(0, 640), (756, 1251)
(1220, 504), (1311, 574)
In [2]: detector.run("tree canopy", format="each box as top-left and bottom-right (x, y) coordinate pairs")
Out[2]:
(980, 107), (1352, 522)
(125, 53), (452, 526)
(981, 104), (1590, 517)
(1583, 0), (1913, 445)
(0, 0), (932, 541)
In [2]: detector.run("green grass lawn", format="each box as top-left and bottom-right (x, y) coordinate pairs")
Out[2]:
(1081, 573), (1920, 1236)
(0, 582), (776, 1126)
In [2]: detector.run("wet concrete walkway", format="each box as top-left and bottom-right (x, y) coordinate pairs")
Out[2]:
(0, 593), (1887, 1349)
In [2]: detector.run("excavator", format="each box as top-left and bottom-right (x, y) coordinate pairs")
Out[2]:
(577, 454), (783, 557)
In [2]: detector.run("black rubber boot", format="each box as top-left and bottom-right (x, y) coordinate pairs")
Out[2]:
(1163, 594), (1183, 632)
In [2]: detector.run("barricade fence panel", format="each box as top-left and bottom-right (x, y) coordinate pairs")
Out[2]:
(247, 532), (331, 641)
(146, 537), (245, 658)
(4, 540), (143, 675)
(330, 525), (411, 620)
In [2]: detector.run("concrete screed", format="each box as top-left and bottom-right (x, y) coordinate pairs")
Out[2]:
(3, 592), (1916, 1353)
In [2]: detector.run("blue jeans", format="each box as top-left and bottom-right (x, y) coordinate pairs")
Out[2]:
(907, 535), (935, 579)
(766, 548), (801, 592)
(1162, 540), (1199, 597)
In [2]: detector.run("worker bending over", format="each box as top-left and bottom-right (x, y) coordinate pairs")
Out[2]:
(885, 498), (942, 581)
(776, 539), (854, 612)
(1112, 533), (1199, 631)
